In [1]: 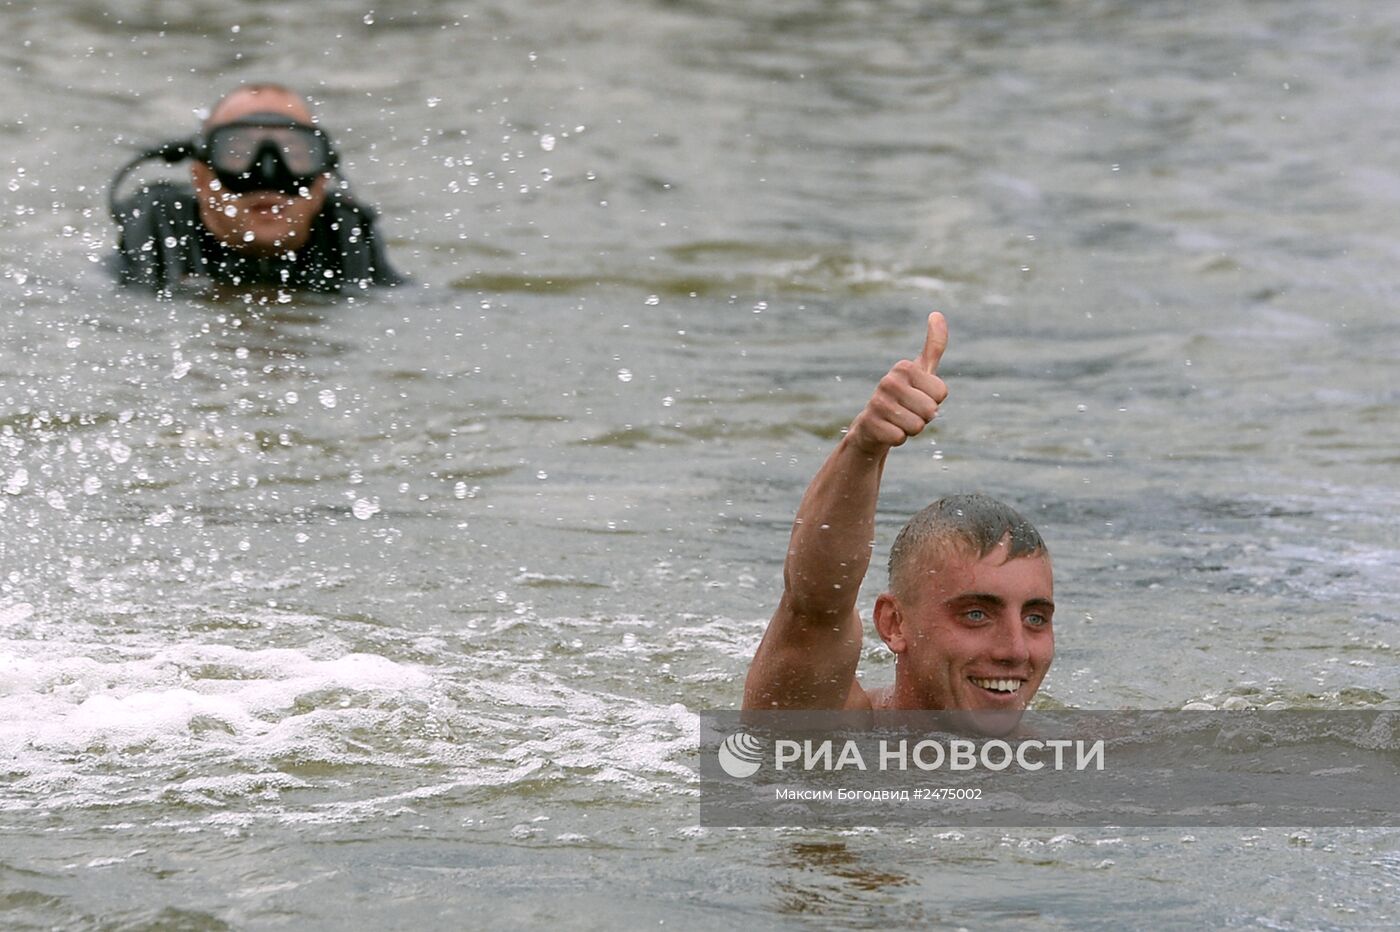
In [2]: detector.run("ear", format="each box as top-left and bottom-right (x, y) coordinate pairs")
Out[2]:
(873, 592), (908, 654)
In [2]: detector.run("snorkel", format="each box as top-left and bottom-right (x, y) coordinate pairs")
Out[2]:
(107, 139), (197, 222)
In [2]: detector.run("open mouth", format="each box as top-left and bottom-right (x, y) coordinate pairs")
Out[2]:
(969, 677), (1023, 697)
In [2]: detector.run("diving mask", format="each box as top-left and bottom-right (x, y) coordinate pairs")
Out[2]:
(196, 112), (338, 196)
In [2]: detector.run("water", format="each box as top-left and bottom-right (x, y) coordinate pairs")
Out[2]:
(3, 0), (1398, 927)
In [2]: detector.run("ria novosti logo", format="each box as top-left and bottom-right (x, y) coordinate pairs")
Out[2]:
(717, 731), (764, 778)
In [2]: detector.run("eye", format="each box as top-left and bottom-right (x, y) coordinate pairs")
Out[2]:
(1025, 613), (1050, 628)
(964, 609), (987, 623)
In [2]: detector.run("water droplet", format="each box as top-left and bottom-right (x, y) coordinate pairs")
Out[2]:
(352, 498), (380, 520)
(454, 481), (468, 499)
(318, 389), (338, 409)
(164, 236), (178, 248)
(536, 470), (548, 480)
(661, 396), (675, 407)
(363, 11), (375, 24)
(171, 360), (191, 380)
(109, 442), (132, 464)
(283, 391), (299, 405)
(83, 476), (102, 495)
(427, 97), (442, 108)
(644, 295), (659, 306)
(224, 205), (237, 217)
(616, 369), (633, 383)
(4, 468), (28, 495)
(540, 134), (556, 152)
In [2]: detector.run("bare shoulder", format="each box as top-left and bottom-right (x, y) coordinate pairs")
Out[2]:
(843, 680), (878, 711)
(851, 680), (896, 708)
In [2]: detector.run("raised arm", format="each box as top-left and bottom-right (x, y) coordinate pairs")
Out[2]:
(744, 313), (949, 710)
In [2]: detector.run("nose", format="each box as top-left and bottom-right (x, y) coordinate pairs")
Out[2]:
(988, 614), (1030, 666)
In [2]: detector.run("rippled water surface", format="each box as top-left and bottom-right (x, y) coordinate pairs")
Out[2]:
(3, 0), (1398, 928)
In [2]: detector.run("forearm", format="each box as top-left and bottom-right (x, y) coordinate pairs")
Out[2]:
(782, 434), (889, 621)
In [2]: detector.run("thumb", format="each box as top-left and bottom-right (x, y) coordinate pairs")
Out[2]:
(916, 311), (948, 373)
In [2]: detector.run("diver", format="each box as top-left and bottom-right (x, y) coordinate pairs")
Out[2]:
(109, 82), (403, 294)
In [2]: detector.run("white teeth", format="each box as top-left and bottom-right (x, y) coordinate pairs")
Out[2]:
(971, 678), (1021, 693)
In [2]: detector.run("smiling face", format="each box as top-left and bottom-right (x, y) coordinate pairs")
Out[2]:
(192, 87), (328, 256)
(874, 540), (1054, 715)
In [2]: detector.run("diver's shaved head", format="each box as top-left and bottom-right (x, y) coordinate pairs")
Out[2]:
(205, 83), (313, 131)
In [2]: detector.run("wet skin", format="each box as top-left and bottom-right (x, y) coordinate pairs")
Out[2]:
(191, 88), (328, 256)
(873, 547), (1054, 712)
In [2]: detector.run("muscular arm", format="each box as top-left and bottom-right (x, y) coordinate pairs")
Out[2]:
(744, 313), (949, 710)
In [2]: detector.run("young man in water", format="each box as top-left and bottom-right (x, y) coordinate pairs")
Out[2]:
(112, 82), (402, 293)
(743, 313), (1055, 712)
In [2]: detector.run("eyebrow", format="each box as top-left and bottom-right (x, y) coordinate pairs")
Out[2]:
(950, 593), (1006, 609)
(949, 593), (1055, 612)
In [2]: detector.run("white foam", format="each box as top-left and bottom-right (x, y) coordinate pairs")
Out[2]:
(1, 604), (704, 823)
(1, 634), (433, 771)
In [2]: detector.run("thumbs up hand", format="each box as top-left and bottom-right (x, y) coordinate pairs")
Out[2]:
(845, 312), (949, 456)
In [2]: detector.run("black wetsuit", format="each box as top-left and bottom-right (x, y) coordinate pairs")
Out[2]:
(113, 181), (403, 294)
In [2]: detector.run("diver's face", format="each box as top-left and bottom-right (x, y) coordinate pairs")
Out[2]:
(192, 90), (328, 256)
(883, 545), (1054, 715)
(193, 162), (326, 255)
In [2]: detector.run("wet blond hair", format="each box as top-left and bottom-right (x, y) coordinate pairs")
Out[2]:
(887, 493), (1047, 600)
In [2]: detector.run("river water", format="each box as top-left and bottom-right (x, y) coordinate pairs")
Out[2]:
(2, 0), (1398, 927)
